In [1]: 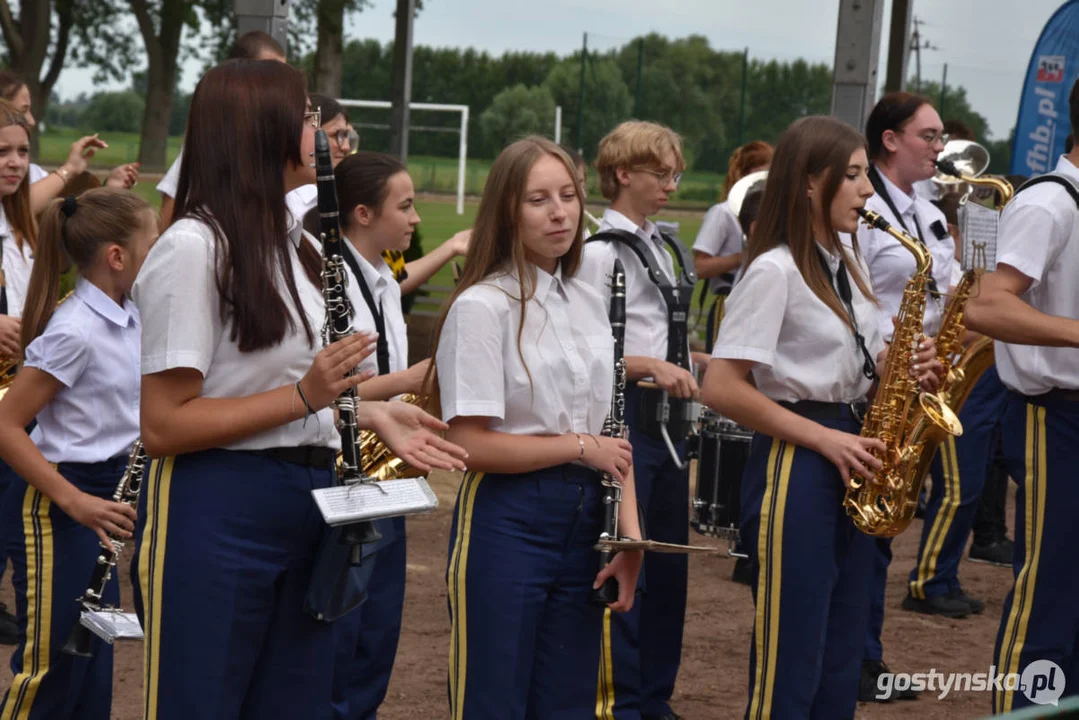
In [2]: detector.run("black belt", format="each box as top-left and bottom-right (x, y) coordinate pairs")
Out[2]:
(780, 400), (867, 423)
(243, 446), (337, 469)
(1032, 388), (1079, 404)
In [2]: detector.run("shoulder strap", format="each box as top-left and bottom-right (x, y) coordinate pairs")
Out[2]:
(339, 245), (390, 376)
(1015, 173), (1079, 208)
(588, 229), (671, 288)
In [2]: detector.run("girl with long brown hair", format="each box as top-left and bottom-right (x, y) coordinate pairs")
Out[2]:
(131, 59), (466, 719)
(430, 135), (641, 719)
(0, 188), (156, 719)
(0, 99), (36, 352)
(702, 115), (940, 719)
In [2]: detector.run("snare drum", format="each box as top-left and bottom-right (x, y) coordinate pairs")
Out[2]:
(692, 409), (753, 540)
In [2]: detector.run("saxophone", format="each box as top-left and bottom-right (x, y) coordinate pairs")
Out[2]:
(592, 259), (627, 606)
(62, 440), (147, 657)
(843, 209), (963, 537)
(358, 393), (425, 481)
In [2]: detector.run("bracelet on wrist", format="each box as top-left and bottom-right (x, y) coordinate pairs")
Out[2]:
(574, 433), (585, 461)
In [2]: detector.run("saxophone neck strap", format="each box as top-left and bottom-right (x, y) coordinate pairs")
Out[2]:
(340, 243), (390, 376)
(867, 164), (940, 297)
(815, 248), (878, 382)
(588, 229), (697, 369)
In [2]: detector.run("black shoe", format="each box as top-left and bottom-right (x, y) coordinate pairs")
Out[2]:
(969, 537), (1013, 567)
(859, 660), (920, 703)
(0, 602), (18, 645)
(901, 591), (970, 618)
(731, 556), (754, 587)
(950, 588), (985, 615)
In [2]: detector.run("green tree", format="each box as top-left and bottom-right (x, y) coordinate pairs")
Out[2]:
(917, 81), (990, 142)
(80, 90), (145, 133)
(480, 84), (556, 151)
(544, 56), (632, 159)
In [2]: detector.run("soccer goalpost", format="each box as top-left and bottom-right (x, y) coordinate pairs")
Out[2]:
(338, 99), (470, 215)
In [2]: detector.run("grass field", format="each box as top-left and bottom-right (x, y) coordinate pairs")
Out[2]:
(37, 128), (725, 206)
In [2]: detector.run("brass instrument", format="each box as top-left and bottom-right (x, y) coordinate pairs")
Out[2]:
(934, 140), (1014, 208)
(726, 170), (768, 218)
(843, 209), (963, 537)
(356, 393), (426, 481)
(63, 440), (147, 656)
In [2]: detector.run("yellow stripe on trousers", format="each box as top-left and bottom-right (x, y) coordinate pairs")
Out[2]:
(748, 439), (795, 720)
(995, 405), (1047, 713)
(140, 457), (175, 720)
(447, 471), (483, 720)
(595, 608), (615, 720)
(910, 436), (961, 599)
(1, 489), (54, 720)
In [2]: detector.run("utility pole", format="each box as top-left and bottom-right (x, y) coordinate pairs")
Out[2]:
(388, 0), (416, 161)
(830, 0), (885, 132)
(940, 63), (948, 115)
(910, 17), (941, 94)
(884, 0), (912, 93)
(575, 33), (588, 152)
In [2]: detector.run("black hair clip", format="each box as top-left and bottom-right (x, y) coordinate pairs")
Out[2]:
(60, 195), (78, 218)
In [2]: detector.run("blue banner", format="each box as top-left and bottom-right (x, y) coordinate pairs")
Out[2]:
(1011, 0), (1079, 176)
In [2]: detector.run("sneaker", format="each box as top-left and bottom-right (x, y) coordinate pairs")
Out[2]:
(950, 588), (985, 615)
(969, 537), (1013, 567)
(901, 591), (970, 619)
(859, 659), (920, 702)
(0, 602), (18, 645)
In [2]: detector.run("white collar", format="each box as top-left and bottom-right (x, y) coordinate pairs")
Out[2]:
(602, 208), (661, 245)
(74, 277), (138, 328)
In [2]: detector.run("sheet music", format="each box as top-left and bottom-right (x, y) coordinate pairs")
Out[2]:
(312, 477), (439, 526)
(81, 609), (144, 644)
(959, 202), (999, 272)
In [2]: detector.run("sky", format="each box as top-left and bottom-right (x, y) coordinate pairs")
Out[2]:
(52, 0), (1070, 141)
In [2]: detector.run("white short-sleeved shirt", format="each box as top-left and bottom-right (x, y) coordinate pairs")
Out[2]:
(29, 164), (48, 185)
(133, 213), (339, 450)
(578, 208), (679, 365)
(713, 242), (885, 403)
(156, 150), (183, 199)
(0, 205), (34, 318)
(24, 278), (140, 463)
(995, 156), (1079, 395)
(437, 265), (613, 436)
(286, 184), (318, 228)
(692, 201), (744, 294)
(858, 168), (957, 340)
(343, 241), (408, 378)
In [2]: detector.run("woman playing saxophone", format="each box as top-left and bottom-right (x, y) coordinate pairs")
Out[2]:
(701, 116), (940, 719)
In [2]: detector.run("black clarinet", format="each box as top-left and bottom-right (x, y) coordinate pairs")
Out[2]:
(592, 259), (627, 606)
(62, 440), (147, 657)
(314, 128), (382, 563)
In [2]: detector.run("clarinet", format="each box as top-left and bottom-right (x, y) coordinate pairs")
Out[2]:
(313, 128), (382, 563)
(592, 259), (627, 606)
(62, 440), (147, 657)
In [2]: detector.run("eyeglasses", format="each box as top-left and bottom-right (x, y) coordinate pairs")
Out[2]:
(904, 130), (949, 147)
(638, 167), (683, 187)
(330, 129), (352, 147)
(303, 108), (321, 130)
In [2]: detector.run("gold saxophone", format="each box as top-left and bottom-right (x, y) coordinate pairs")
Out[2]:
(843, 209), (964, 537)
(353, 393), (427, 481)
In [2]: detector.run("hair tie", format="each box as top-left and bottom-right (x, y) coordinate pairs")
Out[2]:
(60, 196), (78, 218)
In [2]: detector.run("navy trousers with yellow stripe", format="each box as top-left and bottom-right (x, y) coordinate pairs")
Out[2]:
(993, 392), (1079, 713)
(133, 449), (336, 720)
(0, 456), (127, 720)
(741, 414), (874, 720)
(446, 465), (605, 720)
(908, 366), (1008, 600)
(332, 515), (407, 720)
(600, 385), (689, 720)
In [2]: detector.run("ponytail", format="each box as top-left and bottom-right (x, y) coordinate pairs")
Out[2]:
(21, 188), (150, 349)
